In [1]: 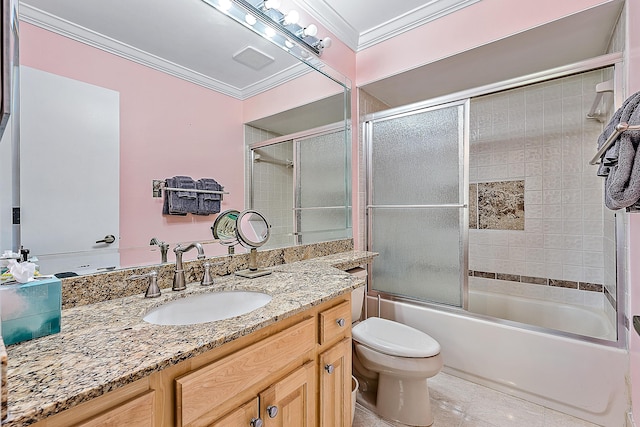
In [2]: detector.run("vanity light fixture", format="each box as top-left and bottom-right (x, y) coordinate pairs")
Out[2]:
(297, 24), (317, 38)
(203, 0), (331, 57)
(282, 10), (299, 25)
(262, 0), (281, 10)
(245, 13), (257, 25)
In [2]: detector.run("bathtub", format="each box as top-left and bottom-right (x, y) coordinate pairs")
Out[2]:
(467, 289), (615, 340)
(370, 294), (628, 426)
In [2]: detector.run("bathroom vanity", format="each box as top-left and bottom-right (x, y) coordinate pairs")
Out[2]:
(2, 249), (374, 427)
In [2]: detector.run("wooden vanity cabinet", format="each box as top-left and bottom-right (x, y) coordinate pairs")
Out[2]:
(29, 380), (155, 427)
(28, 294), (354, 427)
(317, 300), (352, 427)
(319, 338), (351, 427)
(175, 317), (316, 427)
(207, 398), (258, 427)
(175, 296), (353, 427)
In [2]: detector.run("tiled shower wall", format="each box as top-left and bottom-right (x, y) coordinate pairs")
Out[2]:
(468, 69), (615, 321)
(244, 126), (296, 248)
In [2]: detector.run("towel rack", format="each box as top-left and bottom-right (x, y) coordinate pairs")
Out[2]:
(589, 122), (640, 165)
(586, 79), (614, 122)
(151, 179), (229, 198)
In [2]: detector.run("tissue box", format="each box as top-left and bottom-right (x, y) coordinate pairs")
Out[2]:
(0, 277), (61, 345)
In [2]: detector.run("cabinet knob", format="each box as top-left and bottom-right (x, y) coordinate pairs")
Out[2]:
(325, 364), (335, 374)
(336, 318), (346, 327)
(250, 418), (263, 427)
(266, 405), (278, 418)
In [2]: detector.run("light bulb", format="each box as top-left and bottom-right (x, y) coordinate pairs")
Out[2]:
(283, 10), (299, 25)
(284, 39), (294, 49)
(302, 24), (317, 37)
(245, 14), (257, 25)
(263, 0), (280, 10)
(300, 49), (309, 59)
(219, 0), (232, 11)
(320, 37), (332, 49)
(265, 27), (276, 38)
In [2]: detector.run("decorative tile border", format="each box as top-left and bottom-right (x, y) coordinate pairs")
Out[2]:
(468, 270), (603, 293)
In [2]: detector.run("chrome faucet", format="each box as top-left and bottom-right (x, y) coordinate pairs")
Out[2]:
(172, 242), (205, 291)
(149, 237), (169, 263)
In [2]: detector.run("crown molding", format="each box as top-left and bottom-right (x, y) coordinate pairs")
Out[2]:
(19, 2), (311, 100)
(294, 0), (479, 52)
(292, 0), (359, 51)
(241, 63), (312, 98)
(358, 0), (480, 51)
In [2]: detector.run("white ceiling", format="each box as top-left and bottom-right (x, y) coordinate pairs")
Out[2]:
(19, 0), (312, 99)
(18, 0), (480, 100)
(18, 0), (625, 109)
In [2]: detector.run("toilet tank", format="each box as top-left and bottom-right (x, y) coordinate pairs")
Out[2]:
(347, 267), (367, 323)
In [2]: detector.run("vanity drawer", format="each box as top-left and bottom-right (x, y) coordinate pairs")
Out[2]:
(175, 317), (315, 426)
(74, 390), (155, 427)
(319, 300), (351, 345)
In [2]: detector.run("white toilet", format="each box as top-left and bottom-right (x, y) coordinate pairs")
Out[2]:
(349, 269), (443, 427)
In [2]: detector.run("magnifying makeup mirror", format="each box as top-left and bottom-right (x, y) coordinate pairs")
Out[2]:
(211, 209), (240, 254)
(234, 210), (272, 279)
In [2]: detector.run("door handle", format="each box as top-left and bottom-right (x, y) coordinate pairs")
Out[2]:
(96, 234), (116, 244)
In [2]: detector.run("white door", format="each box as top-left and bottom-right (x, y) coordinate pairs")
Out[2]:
(20, 66), (120, 274)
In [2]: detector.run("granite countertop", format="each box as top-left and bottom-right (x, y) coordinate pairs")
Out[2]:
(3, 250), (376, 426)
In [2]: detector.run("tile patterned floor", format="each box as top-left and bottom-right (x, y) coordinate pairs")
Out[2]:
(352, 372), (600, 427)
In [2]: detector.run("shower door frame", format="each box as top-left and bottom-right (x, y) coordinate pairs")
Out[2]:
(248, 122), (351, 245)
(293, 128), (352, 245)
(361, 52), (628, 349)
(364, 98), (470, 310)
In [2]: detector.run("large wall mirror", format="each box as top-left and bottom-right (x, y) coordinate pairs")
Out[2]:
(4, 0), (351, 275)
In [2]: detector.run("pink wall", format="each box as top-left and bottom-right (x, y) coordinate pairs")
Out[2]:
(356, 0), (615, 87)
(20, 23), (245, 265)
(627, 0), (640, 421)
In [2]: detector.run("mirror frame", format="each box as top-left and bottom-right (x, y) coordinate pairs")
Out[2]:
(236, 209), (270, 248)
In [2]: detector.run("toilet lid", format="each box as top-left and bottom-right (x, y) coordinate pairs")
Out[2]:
(352, 317), (440, 358)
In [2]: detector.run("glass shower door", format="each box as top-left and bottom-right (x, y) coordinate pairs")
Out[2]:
(295, 129), (351, 244)
(366, 100), (468, 307)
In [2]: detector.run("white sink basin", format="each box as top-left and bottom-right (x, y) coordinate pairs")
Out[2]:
(143, 291), (272, 326)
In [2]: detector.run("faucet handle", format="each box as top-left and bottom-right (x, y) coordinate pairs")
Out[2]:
(201, 262), (214, 286)
(200, 261), (226, 286)
(127, 270), (161, 298)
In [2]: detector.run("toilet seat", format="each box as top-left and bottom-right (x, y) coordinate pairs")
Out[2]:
(352, 317), (440, 358)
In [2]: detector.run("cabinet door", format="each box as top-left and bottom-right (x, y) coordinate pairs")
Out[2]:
(319, 338), (351, 427)
(208, 398), (259, 427)
(260, 362), (315, 427)
(74, 391), (154, 427)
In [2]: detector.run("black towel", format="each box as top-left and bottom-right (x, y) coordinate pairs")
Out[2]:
(162, 176), (197, 215)
(195, 178), (222, 215)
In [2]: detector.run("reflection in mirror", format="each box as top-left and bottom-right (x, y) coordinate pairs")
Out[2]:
(9, 0), (351, 276)
(211, 209), (240, 246)
(234, 210), (272, 279)
(248, 123), (351, 248)
(237, 210), (271, 248)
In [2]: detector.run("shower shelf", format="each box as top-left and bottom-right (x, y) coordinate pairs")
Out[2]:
(586, 79), (613, 122)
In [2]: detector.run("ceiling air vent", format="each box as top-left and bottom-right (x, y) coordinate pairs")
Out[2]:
(232, 46), (275, 71)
